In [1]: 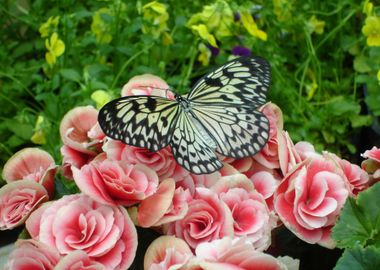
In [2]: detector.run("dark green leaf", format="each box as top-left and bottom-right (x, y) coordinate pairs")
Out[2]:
(332, 183), (380, 249)
(60, 69), (82, 82)
(334, 246), (380, 270)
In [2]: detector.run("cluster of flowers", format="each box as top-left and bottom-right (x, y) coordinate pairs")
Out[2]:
(1, 74), (380, 269)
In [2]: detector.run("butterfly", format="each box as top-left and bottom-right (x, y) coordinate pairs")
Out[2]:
(98, 56), (271, 174)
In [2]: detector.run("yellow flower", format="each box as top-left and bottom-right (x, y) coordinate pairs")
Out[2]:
(191, 24), (218, 48)
(362, 16), (380, 46)
(307, 15), (325, 35)
(240, 11), (267, 41)
(142, 1), (169, 38)
(377, 70), (380, 82)
(187, 1), (233, 39)
(31, 116), (46, 145)
(272, 0), (293, 22)
(363, 0), (373, 16)
(162, 31), (173, 46)
(91, 90), (112, 109)
(39, 16), (59, 38)
(45, 32), (65, 66)
(91, 8), (113, 44)
(197, 43), (211, 66)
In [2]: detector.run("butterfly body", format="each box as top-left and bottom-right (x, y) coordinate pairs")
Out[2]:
(99, 56), (271, 174)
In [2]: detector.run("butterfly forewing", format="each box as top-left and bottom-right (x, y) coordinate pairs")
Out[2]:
(170, 108), (222, 174)
(98, 96), (179, 151)
(191, 104), (270, 159)
(187, 56), (270, 108)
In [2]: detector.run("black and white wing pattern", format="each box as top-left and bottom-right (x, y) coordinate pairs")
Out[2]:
(169, 108), (222, 174)
(187, 56), (270, 108)
(98, 96), (179, 151)
(191, 105), (269, 159)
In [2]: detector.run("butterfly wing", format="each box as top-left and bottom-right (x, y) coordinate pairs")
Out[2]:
(187, 56), (270, 108)
(170, 108), (222, 174)
(191, 105), (269, 159)
(98, 96), (180, 151)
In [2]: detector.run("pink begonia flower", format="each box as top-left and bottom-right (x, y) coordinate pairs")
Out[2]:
(249, 171), (280, 211)
(221, 156), (254, 173)
(186, 237), (288, 270)
(362, 146), (380, 180)
(72, 159), (159, 206)
(2, 147), (57, 197)
(176, 170), (221, 196)
(0, 180), (48, 230)
(274, 158), (350, 248)
(294, 141), (321, 160)
(166, 187), (234, 249)
(211, 174), (277, 250)
(253, 103), (284, 171)
(121, 74), (175, 99)
(278, 131), (302, 176)
(144, 236), (194, 270)
(324, 152), (369, 195)
(60, 106), (103, 179)
(104, 140), (188, 181)
(25, 194), (137, 270)
(3, 239), (61, 270)
(55, 250), (106, 270)
(138, 179), (191, 227)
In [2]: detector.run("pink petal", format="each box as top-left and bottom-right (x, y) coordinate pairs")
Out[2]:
(2, 148), (55, 183)
(59, 106), (99, 154)
(0, 180), (49, 230)
(138, 178), (176, 227)
(144, 235), (193, 270)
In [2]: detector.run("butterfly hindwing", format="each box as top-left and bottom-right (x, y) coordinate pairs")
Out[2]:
(187, 56), (270, 108)
(98, 96), (180, 151)
(191, 104), (270, 159)
(169, 109), (222, 174)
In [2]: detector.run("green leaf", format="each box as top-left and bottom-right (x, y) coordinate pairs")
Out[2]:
(334, 246), (380, 270)
(60, 69), (82, 82)
(350, 115), (372, 128)
(325, 96), (360, 116)
(354, 56), (372, 73)
(332, 183), (380, 249)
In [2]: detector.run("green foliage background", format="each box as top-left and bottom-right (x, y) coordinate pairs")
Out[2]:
(0, 0), (379, 174)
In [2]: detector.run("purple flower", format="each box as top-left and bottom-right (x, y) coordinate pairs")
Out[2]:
(207, 45), (220, 56)
(232, 46), (252, 57)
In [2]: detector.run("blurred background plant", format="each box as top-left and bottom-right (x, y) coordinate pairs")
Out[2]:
(0, 0), (379, 178)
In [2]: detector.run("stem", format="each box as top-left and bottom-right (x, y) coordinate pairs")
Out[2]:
(179, 42), (197, 93)
(111, 44), (153, 89)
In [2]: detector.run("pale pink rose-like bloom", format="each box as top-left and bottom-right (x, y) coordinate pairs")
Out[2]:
(144, 236), (194, 270)
(2, 147), (57, 197)
(186, 237), (287, 270)
(138, 179), (191, 227)
(211, 174), (277, 250)
(176, 170), (221, 196)
(274, 158), (350, 248)
(253, 103), (284, 171)
(60, 106), (103, 179)
(72, 159), (159, 206)
(325, 152), (369, 195)
(294, 141), (321, 160)
(121, 74), (175, 99)
(25, 194), (137, 270)
(249, 171), (280, 212)
(3, 239), (61, 270)
(0, 180), (49, 230)
(166, 187), (234, 249)
(220, 156), (254, 173)
(278, 131), (302, 176)
(362, 146), (380, 180)
(104, 140), (188, 181)
(55, 250), (106, 270)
